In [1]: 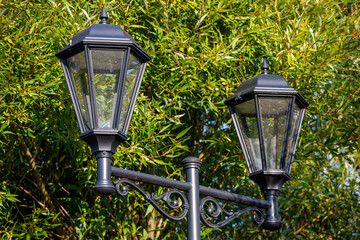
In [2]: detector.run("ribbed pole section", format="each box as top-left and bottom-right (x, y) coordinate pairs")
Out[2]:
(182, 157), (202, 240)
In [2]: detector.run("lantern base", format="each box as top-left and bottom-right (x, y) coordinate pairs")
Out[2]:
(250, 170), (290, 231)
(250, 169), (291, 192)
(80, 129), (128, 154)
(80, 130), (127, 195)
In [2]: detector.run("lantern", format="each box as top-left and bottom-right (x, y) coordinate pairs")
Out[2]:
(56, 8), (151, 193)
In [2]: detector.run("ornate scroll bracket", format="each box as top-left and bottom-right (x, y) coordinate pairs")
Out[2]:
(114, 178), (189, 221)
(200, 196), (265, 228)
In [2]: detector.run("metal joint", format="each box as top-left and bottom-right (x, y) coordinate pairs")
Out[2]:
(182, 157), (202, 170)
(95, 151), (113, 159)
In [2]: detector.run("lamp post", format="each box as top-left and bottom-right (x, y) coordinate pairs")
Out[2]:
(56, 8), (309, 239)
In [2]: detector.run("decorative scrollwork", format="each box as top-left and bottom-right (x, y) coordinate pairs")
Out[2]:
(114, 178), (189, 221)
(200, 196), (265, 228)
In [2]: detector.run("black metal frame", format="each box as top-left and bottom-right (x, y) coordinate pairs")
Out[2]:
(228, 95), (307, 170)
(60, 45), (148, 137)
(224, 61), (309, 175)
(55, 8), (151, 138)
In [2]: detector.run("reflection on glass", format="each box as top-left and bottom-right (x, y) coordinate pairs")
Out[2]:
(92, 49), (124, 128)
(118, 53), (140, 132)
(258, 97), (291, 170)
(286, 103), (303, 172)
(234, 99), (262, 172)
(67, 51), (92, 131)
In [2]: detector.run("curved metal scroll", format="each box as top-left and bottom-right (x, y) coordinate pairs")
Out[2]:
(200, 196), (265, 228)
(114, 178), (189, 221)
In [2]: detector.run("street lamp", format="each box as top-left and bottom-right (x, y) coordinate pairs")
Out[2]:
(56, 8), (308, 239)
(55, 8), (151, 194)
(224, 60), (309, 230)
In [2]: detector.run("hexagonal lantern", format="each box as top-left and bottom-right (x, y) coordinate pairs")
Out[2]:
(224, 60), (309, 230)
(55, 8), (151, 194)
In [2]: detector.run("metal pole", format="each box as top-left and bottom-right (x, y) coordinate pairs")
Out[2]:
(182, 157), (202, 240)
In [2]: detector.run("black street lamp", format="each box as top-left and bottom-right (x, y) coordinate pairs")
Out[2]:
(55, 8), (151, 194)
(224, 60), (309, 230)
(56, 8), (309, 239)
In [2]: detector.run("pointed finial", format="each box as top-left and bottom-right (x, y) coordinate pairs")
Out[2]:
(261, 59), (269, 74)
(99, 7), (109, 24)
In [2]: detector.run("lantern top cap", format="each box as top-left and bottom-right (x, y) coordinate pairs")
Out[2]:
(224, 60), (309, 108)
(99, 7), (109, 24)
(67, 7), (136, 47)
(55, 8), (152, 62)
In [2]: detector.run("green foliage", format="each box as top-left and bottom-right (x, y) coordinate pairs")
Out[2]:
(0, 0), (359, 239)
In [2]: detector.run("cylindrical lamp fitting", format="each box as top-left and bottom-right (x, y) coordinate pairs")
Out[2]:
(262, 190), (282, 231)
(93, 151), (115, 195)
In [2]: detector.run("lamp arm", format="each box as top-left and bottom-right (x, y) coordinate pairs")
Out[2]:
(111, 167), (270, 209)
(200, 196), (265, 228)
(111, 166), (270, 228)
(111, 167), (192, 191)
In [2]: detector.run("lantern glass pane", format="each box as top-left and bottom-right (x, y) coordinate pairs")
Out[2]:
(118, 53), (141, 131)
(258, 97), (291, 170)
(92, 49), (124, 128)
(67, 51), (92, 130)
(286, 102), (303, 172)
(234, 99), (262, 171)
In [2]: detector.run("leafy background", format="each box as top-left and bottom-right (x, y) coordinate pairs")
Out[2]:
(0, 0), (359, 239)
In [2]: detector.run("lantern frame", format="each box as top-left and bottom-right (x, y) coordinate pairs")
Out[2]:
(55, 8), (151, 155)
(55, 8), (151, 194)
(224, 60), (309, 230)
(224, 60), (309, 192)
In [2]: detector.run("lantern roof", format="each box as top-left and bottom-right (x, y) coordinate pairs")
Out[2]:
(55, 7), (151, 62)
(224, 60), (309, 108)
